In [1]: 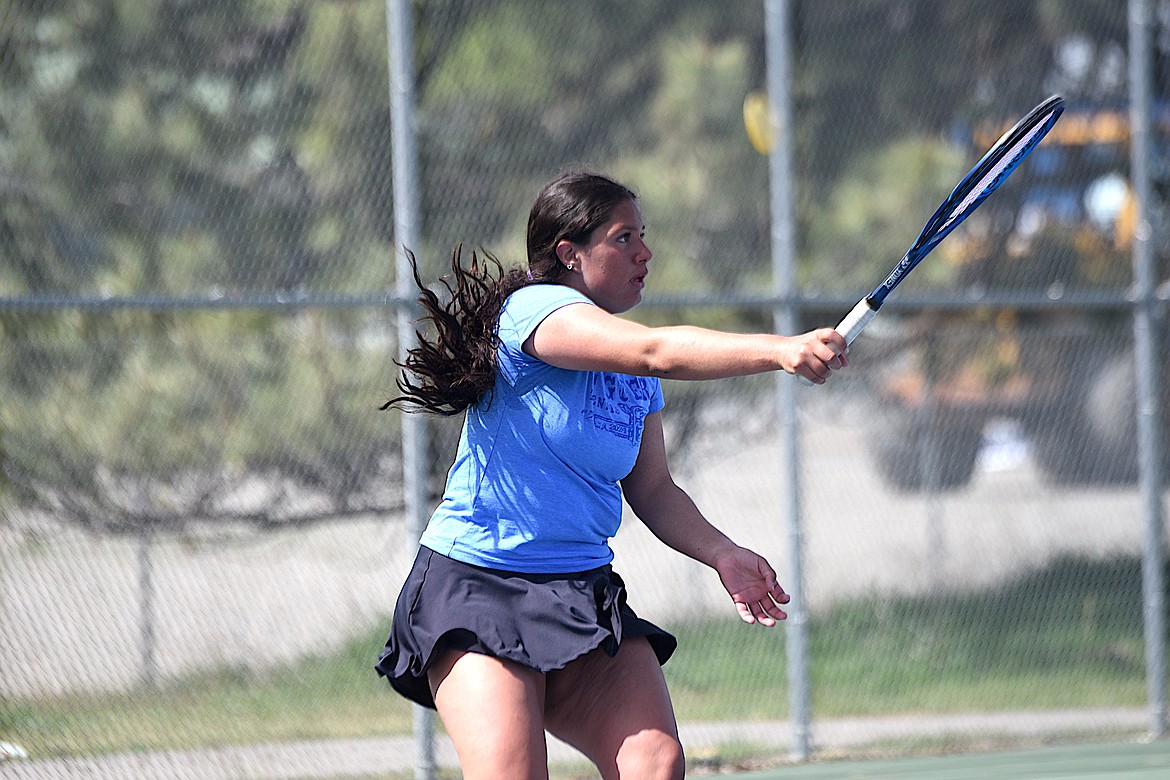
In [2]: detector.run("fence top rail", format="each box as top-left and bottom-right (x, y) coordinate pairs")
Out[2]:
(0, 289), (1142, 313)
(0, 292), (412, 311)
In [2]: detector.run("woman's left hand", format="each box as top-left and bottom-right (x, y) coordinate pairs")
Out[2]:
(713, 546), (790, 626)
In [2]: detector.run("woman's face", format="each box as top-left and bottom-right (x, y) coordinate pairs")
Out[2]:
(558, 198), (652, 314)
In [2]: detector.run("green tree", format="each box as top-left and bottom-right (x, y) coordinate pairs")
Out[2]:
(1, 0), (403, 532)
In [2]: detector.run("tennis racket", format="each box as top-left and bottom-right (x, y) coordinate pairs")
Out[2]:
(828, 94), (1065, 348)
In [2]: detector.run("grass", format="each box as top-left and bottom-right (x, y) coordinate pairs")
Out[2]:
(667, 555), (1155, 719)
(1, 555), (1159, 761)
(1, 631), (415, 759)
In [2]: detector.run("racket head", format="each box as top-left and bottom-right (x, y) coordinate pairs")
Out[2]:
(869, 95), (1065, 306)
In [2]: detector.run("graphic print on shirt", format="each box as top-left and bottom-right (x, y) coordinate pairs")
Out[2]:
(584, 374), (655, 443)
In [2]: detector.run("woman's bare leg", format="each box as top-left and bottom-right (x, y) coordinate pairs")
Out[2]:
(545, 638), (685, 780)
(429, 649), (550, 780)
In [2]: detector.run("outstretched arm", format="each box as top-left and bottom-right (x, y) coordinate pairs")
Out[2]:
(620, 412), (790, 625)
(526, 302), (847, 385)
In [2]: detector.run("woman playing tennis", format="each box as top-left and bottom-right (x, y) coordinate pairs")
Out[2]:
(376, 170), (847, 779)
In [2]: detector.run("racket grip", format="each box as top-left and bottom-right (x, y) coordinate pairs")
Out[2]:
(835, 298), (878, 345)
(797, 298), (877, 387)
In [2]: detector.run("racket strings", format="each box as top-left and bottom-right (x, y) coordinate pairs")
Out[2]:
(868, 97), (1065, 307)
(938, 112), (1060, 232)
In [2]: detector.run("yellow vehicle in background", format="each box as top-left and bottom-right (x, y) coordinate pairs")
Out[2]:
(866, 103), (1170, 491)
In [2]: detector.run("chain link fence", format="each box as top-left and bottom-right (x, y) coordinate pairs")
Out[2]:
(1, 0), (1166, 777)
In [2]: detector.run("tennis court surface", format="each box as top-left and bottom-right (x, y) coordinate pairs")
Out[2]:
(734, 738), (1170, 779)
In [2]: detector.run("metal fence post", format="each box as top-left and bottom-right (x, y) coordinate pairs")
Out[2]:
(1127, 0), (1168, 741)
(386, 0), (436, 776)
(137, 528), (158, 690)
(765, 0), (812, 762)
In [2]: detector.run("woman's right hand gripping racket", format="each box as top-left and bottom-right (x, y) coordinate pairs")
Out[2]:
(804, 95), (1065, 385)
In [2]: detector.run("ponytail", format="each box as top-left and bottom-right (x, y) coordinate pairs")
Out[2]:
(380, 246), (528, 416)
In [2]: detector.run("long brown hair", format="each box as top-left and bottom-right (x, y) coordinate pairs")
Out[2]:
(382, 171), (637, 415)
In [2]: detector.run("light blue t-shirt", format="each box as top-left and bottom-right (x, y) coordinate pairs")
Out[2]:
(419, 284), (665, 573)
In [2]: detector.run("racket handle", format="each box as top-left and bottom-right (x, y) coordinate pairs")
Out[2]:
(835, 298), (878, 345)
(797, 298), (877, 387)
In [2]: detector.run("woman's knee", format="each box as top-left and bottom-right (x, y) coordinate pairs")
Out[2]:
(616, 728), (685, 780)
(546, 640), (684, 778)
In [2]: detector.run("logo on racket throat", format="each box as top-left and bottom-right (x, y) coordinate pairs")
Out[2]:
(882, 251), (917, 291)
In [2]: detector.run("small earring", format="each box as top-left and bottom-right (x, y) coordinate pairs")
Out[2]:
(565, 263), (574, 271)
